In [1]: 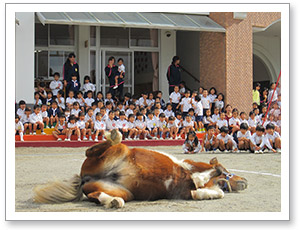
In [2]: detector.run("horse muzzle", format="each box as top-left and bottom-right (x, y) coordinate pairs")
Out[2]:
(235, 180), (248, 191)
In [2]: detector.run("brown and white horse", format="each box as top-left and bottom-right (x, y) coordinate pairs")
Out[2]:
(34, 130), (248, 208)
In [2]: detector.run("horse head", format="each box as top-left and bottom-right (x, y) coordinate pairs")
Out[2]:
(209, 157), (248, 192)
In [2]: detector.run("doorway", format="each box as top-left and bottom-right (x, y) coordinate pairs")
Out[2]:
(253, 54), (272, 90)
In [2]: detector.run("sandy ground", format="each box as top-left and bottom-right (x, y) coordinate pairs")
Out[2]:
(15, 146), (281, 212)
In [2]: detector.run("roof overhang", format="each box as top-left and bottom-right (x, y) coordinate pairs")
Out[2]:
(36, 12), (225, 33)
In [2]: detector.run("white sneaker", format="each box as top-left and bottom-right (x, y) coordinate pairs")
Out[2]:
(259, 150), (263, 154)
(46, 126), (50, 129)
(125, 138), (128, 140)
(57, 138), (62, 141)
(134, 137), (138, 140)
(277, 148), (281, 153)
(78, 138), (81, 142)
(254, 150), (259, 154)
(41, 132), (46, 135)
(113, 85), (118, 89)
(215, 149), (221, 153)
(224, 150), (229, 153)
(51, 126), (54, 129)
(153, 136), (157, 140)
(89, 137), (93, 141)
(29, 132), (32, 135)
(65, 138), (70, 142)
(127, 137), (132, 140)
(136, 137), (140, 140)
(83, 137), (88, 141)
(94, 138), (99, 142)
(263, 149), (269, 153)
(160, 137), (164, 140)
(144, 137), (148, 140)
(20, 139), (24, 142)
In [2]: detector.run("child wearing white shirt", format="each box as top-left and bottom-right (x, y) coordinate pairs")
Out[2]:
(203, 109), (214, 130)
(30, 105), (45, 135)
(265, 123), (281, 153)
(15, 115), (24, 141)
(180, 91), (192, 117)
(249, 125), (271, 154)
(134, 112), (150, 140)
(183, 131), (201, 154)
(164, 103), (175, 119)
(82, 75), (96, 97)
(180, 114), (195, 139)
(167, 116), (179, 139)
(21, 107), (32, 134)
(117, 111), (129, 140)
(77, 112), (92, 141)
(237, 123), (251, 151)
(239, 112), (249, 126)
(49, 72), (63, 96)
(94, 113), (106, 141)
(127, 114), (138, 140)
(17, 100), (26, 118)
(248, 111), (257, 133)
(216, 112), (228, 134)
(105, 111), (118, 131)
(169, 85), (181, 111)
(214, 93), (224, 111)
(217, 126), (237, 152)
(85, 108), (95, 130)
(157, 113), (169, 140)
(41, 104), (50, 128)
(65, 115), (81, 142)
(84, 90), (95, 108)
(228, 108), (240, 134)
(56, 90), (65, 112)
(201, 89), (211, 115)
(193, 96), (205, 133)
(71, 102), (81, 118)
(34, 92), (43, 106)
(146, 111), (158, 140)
(66, 91), (76, 109)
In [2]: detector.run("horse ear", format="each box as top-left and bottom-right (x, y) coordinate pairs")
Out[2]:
(209, 157), (218, 165)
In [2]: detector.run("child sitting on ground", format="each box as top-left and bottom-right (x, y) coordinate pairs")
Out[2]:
(201, 125), (218, 152)
(265, 123), (281, 153)
(127, 114), (138, 140)
(216, 126), (237, 152)
(15, 115), (24, 141)
(77, 111), (92, 141)
(41, 104), (50, 128)
(82, 75), (95, 98)
(30, 105), (46, 135)
(21, 107), (32, 134)
(157, 113), (170, 140)
(167, 116), (179, 139)
(65, 115), (81, 142)
(237, 123), (251, 152)
(52, 115), (68, 141)
(249, 125), (268, 154)
(94, 113), (106, 142)
(183, 131), (201, 154)
(135, 112), (150, 140)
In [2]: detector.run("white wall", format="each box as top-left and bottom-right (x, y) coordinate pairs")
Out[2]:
(253, 34), (281, 82)
(15, 12), (35, 104)
(159, 29), (176, 102)
(77, 25), (90, 86)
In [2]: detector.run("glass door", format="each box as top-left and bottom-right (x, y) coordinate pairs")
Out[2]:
(100, 50), (134, 97)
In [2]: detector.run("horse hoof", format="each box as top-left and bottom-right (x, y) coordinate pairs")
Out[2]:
(107, 197), (125, 209)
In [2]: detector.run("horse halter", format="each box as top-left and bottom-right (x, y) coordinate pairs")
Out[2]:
(217, 171), (235, 193)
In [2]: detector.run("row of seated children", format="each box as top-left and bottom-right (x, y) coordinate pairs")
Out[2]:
(182, 123), (281, 154)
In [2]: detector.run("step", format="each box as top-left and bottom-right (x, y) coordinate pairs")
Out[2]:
(15, 139), (188, 148)
(15, 132), (206, 142)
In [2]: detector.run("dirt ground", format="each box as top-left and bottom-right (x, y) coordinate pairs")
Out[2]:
(15, 146), (281, 212)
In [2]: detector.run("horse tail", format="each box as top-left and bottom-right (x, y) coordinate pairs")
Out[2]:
(33, 174), (83, 204)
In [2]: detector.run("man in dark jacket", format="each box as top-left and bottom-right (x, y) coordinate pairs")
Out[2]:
(105, 56), (119, 98)
(166, 56), (181, 95)
(63, 53), (80, 95)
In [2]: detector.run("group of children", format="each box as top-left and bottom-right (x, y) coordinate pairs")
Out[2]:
(15, 78), (282, 155)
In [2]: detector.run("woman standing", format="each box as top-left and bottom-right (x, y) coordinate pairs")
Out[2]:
(63, 53), (80, 95)
(166, 56), (181, 95)
(105, 56), (119, 98)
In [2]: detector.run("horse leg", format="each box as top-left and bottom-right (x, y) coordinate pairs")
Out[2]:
(191, 167), (222, 189)
(191, 186), (224, 200)
(83, 181), (134, 208)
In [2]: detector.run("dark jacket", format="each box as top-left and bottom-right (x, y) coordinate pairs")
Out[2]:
(166, 64), (181, 86)
(48, 108), (61, 117)
(67, 80), (81, 96)
(105, 65), (119, 86)
(63, 61), (80, 83)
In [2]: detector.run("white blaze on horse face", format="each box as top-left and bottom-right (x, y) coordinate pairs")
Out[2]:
(164, 178), (173, 190)
(191, 169), (215, 188)
(191, 186), (224, 200)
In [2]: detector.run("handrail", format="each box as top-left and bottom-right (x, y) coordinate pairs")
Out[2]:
(179, 65), (200, 83)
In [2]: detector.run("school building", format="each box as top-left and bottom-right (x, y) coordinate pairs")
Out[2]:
(15, 12), (281, 113)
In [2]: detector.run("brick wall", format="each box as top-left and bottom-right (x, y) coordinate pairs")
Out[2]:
(199, 12), (281, 114)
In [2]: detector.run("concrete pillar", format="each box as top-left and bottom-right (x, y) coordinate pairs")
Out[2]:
(15, 12), (35, 104)
(77, 25), (90, 86)
(159, 29), (176, 102)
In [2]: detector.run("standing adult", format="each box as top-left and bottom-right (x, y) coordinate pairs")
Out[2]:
(63, 53), (80, 96)
(105, 56), (119, 98)
(166, 56), (181, 95)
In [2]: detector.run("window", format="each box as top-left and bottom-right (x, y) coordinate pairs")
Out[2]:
(35, 50), (48, 79)
(90, 26), (96, 46)
(100, 27), (129, 48)
(50, 24), (75, 46)
(130, 28), (158, 47)
(35, 23), (48, 46)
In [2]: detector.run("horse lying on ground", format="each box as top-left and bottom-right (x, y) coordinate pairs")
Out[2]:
(34, 130), (248, 208)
